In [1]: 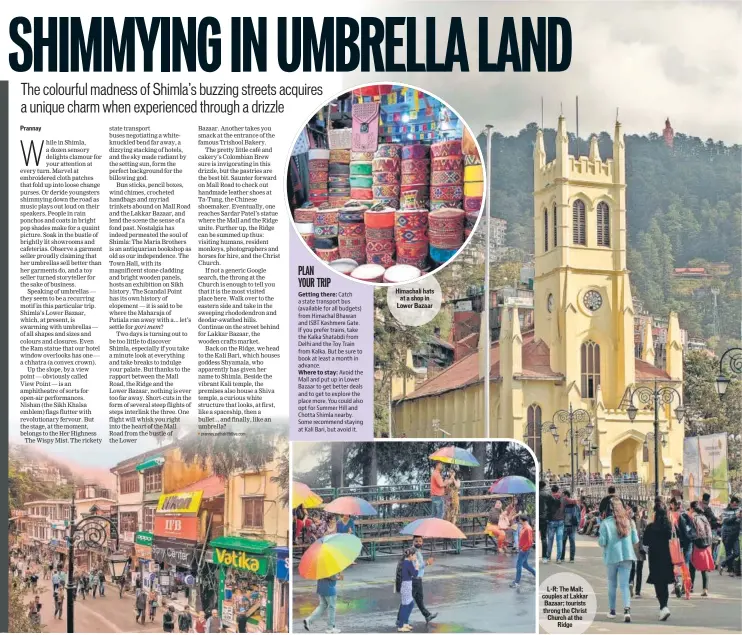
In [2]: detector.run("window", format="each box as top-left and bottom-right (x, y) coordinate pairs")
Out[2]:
(242, 497), (265, 529)
(581, 340), (601, 398)
(543, 208), (549, 252)
(120, 472), (140, 495)
(526, 405), (543, 464)
(553, 204), (558, 247)
(572, 199), (586, 245)
(642, 444), (649, 463)
(143, 468), (162, 494)
(119, 512), (138, 534)
(143, 506), (156, 532)
(597, 201), (610, 247)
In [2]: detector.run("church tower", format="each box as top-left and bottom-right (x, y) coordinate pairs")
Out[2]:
(533, 116), (635, 409)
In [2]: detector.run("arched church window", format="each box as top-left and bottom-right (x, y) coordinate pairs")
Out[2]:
(526, 404), (542, 463)
(543, 208), (549, 252)
(581, 340), (601, 398)
(553, 204), (558, 247)
(572, 200), (586, 245)
(597, 201), (610, 247)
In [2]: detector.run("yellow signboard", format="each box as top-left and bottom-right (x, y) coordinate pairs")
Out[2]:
(214, 548), (267, 575)
(156, 490), (203, 514)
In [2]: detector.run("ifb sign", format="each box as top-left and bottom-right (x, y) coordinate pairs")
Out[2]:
(213, 548), (268, 576)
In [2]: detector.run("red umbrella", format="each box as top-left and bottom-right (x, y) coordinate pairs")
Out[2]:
(400, 518), (466, 539)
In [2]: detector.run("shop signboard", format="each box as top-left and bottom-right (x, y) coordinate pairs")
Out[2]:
(152, 538), (198, 569)
(156, 490), (203, 515)
(135, 531), (154, 547)
(153, 515), (199, 541)
(213, 547), (268, 575)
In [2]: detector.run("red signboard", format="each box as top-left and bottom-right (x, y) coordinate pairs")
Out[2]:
(153, 515), (199, 541)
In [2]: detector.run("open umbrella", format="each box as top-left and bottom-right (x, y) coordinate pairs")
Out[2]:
(324, 496), (378, 516)
(298, 533), (362, 579)
(488, 476), (536, 494)
(400, 518), (466, 539)
(428, 446), (480, 467)
(293, 482), (323, 509)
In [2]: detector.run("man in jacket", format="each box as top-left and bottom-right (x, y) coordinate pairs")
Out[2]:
(719, 496), (741, 575)
(700, 492), (720, 530)
(538, 481), (549, 559)
(304, 574), (342, 633)
(544, 485), (565, 564)
(561, 490), (580, 562)
(135, 589), (147, 625)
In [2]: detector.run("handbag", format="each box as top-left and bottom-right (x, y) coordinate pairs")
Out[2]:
(351, 102), (380, 152)
(328, 118), (352, 150)
(669, 526), (685, 565)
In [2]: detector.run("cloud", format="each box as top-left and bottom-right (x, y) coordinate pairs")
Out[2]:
(347, 1), (742, 142)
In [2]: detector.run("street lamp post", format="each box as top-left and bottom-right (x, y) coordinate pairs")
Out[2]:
(715, 347), (742, 397)
(546, 404), (594, 493)
(626, 379), (686, 498)
(65, 494), (119, 633)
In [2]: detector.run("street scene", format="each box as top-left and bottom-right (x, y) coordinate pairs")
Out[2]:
(292, 441), (537, 632)
(8, 429), (290, 633)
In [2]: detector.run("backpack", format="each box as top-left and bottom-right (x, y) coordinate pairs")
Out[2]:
(693, 513), (712, 548)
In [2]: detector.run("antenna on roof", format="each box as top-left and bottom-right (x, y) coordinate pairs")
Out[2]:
(575, 96), (579, 158)
(560, 101), (563, 116)
(616, 108), (619, 124)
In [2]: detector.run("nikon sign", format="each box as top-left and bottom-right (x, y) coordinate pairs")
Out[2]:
(156, 490), (203, 515)
(213, 548), (268, 576)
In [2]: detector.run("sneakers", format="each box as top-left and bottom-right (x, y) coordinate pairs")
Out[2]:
(556, 559), (563, 564)
(606, 610), (616, 619)
(303, 619), (309, 631)
(425, 613), (438, 623)
(623, 608), (631, 623)
(542, 558), (549, 564)
(329, 628), (342, 634)
(397, 626), (412, 632)
(635, 592), (642, 599)
(701, 589), (708, 597)
(659, 607), (671, 621)
(510, 582), (520, 588)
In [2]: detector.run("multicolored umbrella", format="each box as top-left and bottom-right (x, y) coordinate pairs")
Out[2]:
(293, 482), (323, 509)
(298, 533), (362, 579)
(400, 517), (466, 539)
(488, 476), (536, 494)
(428, 445), (480, 467)
(324, 496), (378, 516)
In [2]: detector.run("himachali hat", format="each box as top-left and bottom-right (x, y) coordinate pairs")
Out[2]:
(375, 144), (402, 159)
(402, 144), (430, 160)
(431, 139), (462, 158)
(350, 263), (386, 283)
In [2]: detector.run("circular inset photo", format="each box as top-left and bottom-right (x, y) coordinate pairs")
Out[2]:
(287, 82), (485, 285)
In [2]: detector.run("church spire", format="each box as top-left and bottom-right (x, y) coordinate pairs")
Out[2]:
(641, 319), (655, 365)
(534, 128), (546, 170)
(588, 135), (600, 162)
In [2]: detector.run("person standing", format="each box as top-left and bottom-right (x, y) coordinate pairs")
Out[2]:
(236, 607), (249, 633)
(430, 462), (446, 519)
(149, 588), (159, 622)
(629, 506), (647, 598)
(336, 514), (355, 535)
(598, 498), (637, 622)
(544, 485), (565, 564)
(510, 514), (536, 588)
(135, 588), (148, 625)
(98, 570), (105, 597)
(561, 490), (580, 563)
(194, 611), (207, 633)
(163, 605), (176, 633)
(54, 588), (64, 620)
(538, 481), (549, 558)
(688, 501), (714, 596)
(303, 574), (342, 633)
(643, 499), (675, 621)
(718, 496), (741, 575)
(396, 549), (418, 632)
(444, 467), (461, 525)
(178, 607), (193, 632)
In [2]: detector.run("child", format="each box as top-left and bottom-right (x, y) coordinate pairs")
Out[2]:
(396, 548), (418, 632)
(510, 515), (536, 588)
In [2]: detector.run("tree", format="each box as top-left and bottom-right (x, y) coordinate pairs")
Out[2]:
(270, 446), (290, 507)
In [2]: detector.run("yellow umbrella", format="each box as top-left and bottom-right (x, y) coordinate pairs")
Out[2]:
(293, 482), (323, 508)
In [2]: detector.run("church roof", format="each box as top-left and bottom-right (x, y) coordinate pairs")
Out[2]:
(397, 331), (671, 401)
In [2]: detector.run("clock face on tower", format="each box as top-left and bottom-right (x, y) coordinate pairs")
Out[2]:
(547, 294), (554, 313)
(583, 290), (603, 312)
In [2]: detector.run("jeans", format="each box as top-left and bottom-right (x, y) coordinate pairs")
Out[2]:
(606, 560), (632, 611)
(411, 578), (431, 619)
(307, 595), (336, 629)
(545, 520), (564, 561)
(562, 525), (576, 561)
(629, 560), (644, 595)
(397, 602), (414, 627)
(539, 519), (547, 557)
(431, 496), (444, 519)
(720, 535), (740, 572)
(515, 550), (536, 583)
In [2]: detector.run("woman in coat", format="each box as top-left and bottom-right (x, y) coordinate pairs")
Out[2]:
(643, 499), (675, 621)
(598, 497), (638, 622)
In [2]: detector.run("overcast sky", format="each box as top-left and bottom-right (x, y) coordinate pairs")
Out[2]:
(350, 1), (742, 143)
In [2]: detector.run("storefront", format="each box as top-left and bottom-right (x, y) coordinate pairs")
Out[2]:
(134, 531), (155, 591)
(273, 547), (290, 633)
(210, 536), (281, 633)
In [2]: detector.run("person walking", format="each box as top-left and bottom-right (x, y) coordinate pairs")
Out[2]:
(52, 569), (60, 593)
(303, 574), (342, 633)
(396, 548), (419, 632)
(178, 607), (194, 632)
(53, 588), (64, 620)
(149, 588), (159, 622)
(598, 498), (637, 622)
(543, 485), (565, 564)
(688, 501), (714, 596)
(629, 506), (647, 598)
(538, 480), (549, 558)
(135, 588), (148, 625)
(561, 490), (580, 563)
(510, 514), (536, 588)
(643, 499), (675, 621)
(163, 605), (176, 633)
(718, 496), (741, 576)
(430, 462), (446, 519)
(408, 535), (437, 623)
(194, 611), (207, 633)
(98, 570), (105, 597)
(90, 570), (98, 598)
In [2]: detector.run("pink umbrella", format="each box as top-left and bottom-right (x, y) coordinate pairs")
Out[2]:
(400, 517), (466, 539)
(324, 496), (378, 516)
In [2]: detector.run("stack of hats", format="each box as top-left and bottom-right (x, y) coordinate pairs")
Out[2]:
(365, 203), (396, 267)
(430, 140), (464, 210)
(463, 153), (484, 239)
(428, 208), (465, 264)
(395, 209), (429, 269)
(400, 144), (430, 210)
(293, 203), (316, 250)
(349, 151), (374, 206)
(313, 204), (340, 262)
(328, 149), (351, 207)
(372, 144), (401, 209)
(337, 202), (367, 264)
(307, 149), (330, 206)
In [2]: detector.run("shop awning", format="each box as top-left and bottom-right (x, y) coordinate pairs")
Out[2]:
(136, 456), (164, 472)
(209, 535), (275, 555)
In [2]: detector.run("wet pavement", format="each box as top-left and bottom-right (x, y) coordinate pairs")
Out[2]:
(293, 550), (536, 633)
(539, 534), (742, 634)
